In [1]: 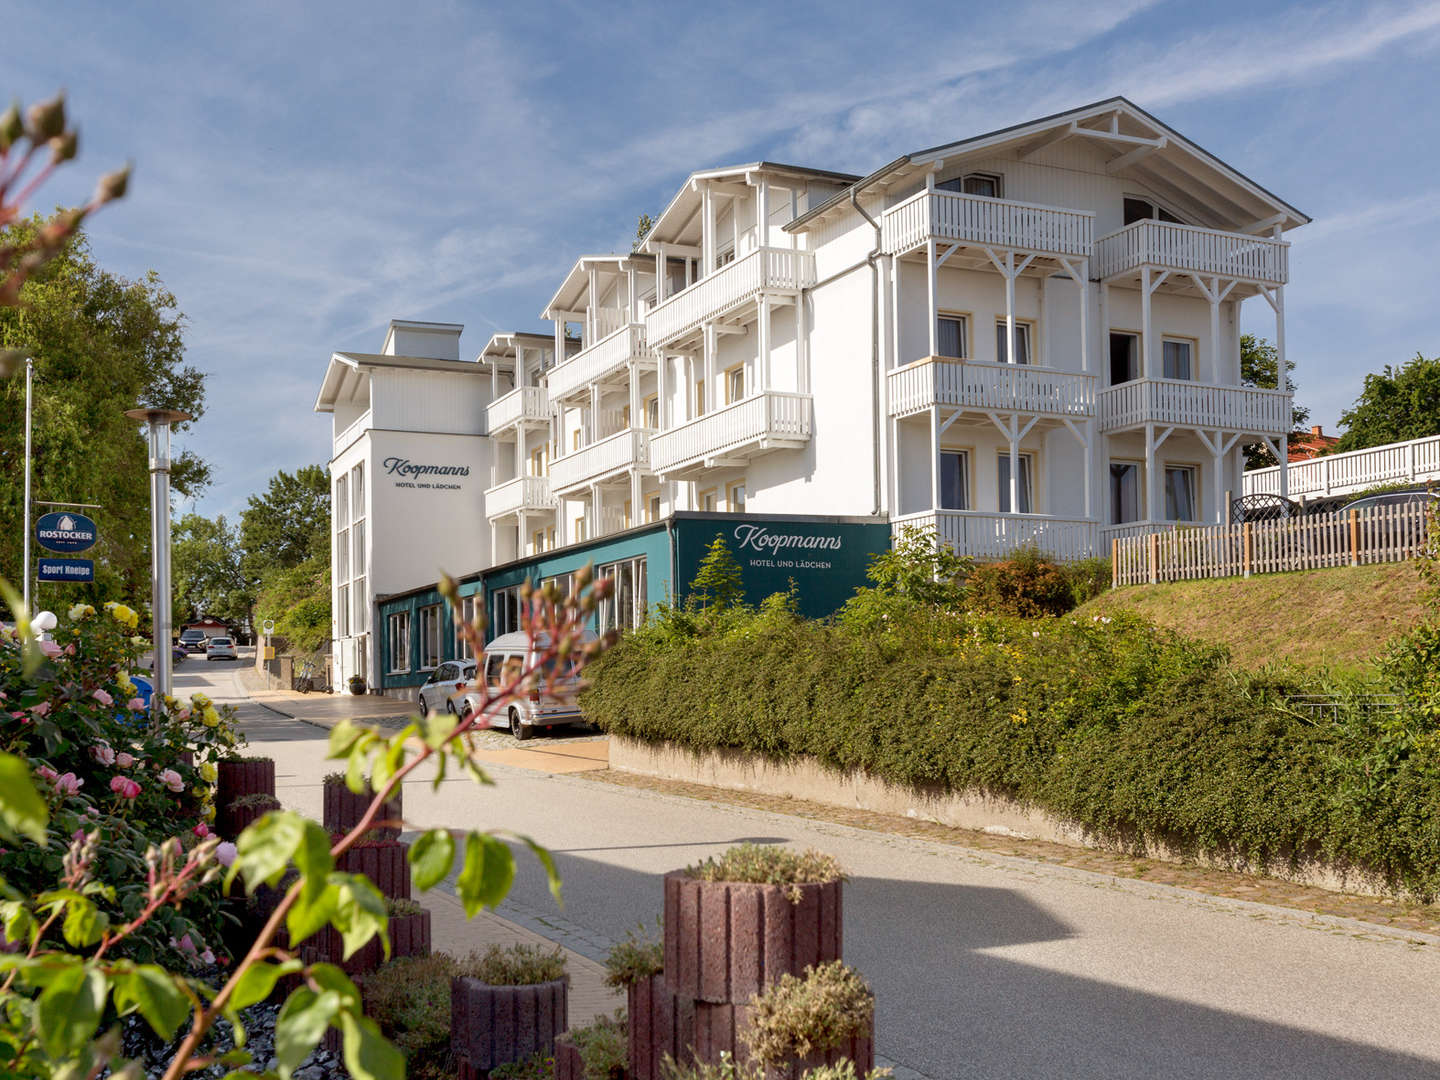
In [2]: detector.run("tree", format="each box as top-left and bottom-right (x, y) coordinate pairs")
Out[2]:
(0, 221), (206, 601)
(172, 513), (255, 629)
(688, 534), (743, 610)
(864, 525), (970, 609)
(1241, 334), (1311, 469)
(1334, 353), (1440, 453)
(239, 464), (330, 581)
(632, 213), (655, 253)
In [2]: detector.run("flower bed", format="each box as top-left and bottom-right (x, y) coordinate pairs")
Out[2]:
(323, 772), (403, 841)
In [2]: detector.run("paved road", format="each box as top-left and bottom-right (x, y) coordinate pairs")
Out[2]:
(182, 661), (1440, 1080)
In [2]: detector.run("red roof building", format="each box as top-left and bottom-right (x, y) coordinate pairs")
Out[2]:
(1288, 425), (1340, 462)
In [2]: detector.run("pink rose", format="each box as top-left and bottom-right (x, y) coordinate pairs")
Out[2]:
(127, 697), (146, 711)
(159, 768), (184, 793)
(36, 765), (57, 783)
(38, 640), (61, 658)
(115, 752), (135, 769)
(64, 643), (76, 656)
(176, 708), (191, 722)
(215, 841), (237, 867)
(200, 948), (216, 965)
(29, 702), (50, 718)
(91, 744), (116, 766)
(109, 776), (141, 799)
(54, 772), (83, 796)
(92, 688), (114, 707)
(193, 823), (209, 838)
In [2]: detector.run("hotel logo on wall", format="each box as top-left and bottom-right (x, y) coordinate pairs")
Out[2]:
(382, 457), (470, 491)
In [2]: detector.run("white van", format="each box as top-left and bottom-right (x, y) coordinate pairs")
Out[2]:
(460, 630), (593, 740)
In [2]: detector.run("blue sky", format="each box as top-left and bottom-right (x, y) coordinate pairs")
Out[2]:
(11, 0), (1440, 520)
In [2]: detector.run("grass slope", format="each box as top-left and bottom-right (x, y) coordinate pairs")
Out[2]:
(1077, 561), (1422, 673)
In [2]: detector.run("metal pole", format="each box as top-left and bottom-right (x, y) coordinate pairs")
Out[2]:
(22, 357), (32, 615)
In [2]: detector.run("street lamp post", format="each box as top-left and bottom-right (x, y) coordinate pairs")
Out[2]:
(125, 407), (192, 713)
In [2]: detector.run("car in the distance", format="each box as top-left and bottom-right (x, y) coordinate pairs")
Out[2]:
(417, 659), (478, 716)
(1342, 490), (1439, 515)
(179, 628), (208, 653)
(205, 636), (237, 661)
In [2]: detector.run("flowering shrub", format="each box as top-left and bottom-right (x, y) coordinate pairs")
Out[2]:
(0, 569), (611, 1078)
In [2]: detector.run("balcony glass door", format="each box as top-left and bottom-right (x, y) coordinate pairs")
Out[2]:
(1110, 462), (1140, 524)
(997, 453), (1033, 513)
(1110, 333), (1139, 385)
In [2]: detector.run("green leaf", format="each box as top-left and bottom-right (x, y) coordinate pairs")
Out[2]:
(225, 810), (307, 893)
(345, 745), (371, 795)
(285, 879), (339, 947)
(408, 829), (454, 892)
(275, 987), (341, 1078)
(0, 900), (35, 948)
(229, 960), (302, 1012)
(339, 1011), (405, 1080)
(61, 895), (109, 948)
(518, 833), (564, 909)
(333, 875), (388, 961)
(112, 965), (191, 1040)
(306, 963), (361, 1013)
(327, 719), (365, 760)
(37, 963), (106, 1058)
(0, 752), (48, 845)
(218, 1050), (254, 1067)
(455, 832), (515, 917)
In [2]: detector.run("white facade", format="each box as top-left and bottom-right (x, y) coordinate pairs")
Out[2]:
(315, 320), (494, 689)
(319, 98), (1309, 672)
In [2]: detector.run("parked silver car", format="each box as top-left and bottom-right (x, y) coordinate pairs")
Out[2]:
(416, 659), (478, 716)
(462, 630), (593, 740)
(205, 636), (237, 661)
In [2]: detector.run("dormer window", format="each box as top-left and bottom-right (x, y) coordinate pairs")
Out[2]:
(1124, 196), (1184, 226)
(938, 172), (1003, 198)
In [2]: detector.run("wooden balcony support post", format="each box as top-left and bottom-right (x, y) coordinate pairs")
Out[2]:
(655, 243), (668, 305)
(628, 361), (641, 430)
(929, 407), (940, 512)
(657, 349), (668, 429)
(1144, 421), (1156, 521)
(926, 238), (938, 358)
(703, 325), (717, 413)
(890, 254), (902, 370)
(701, 183), (715, 277)
(758, 294), (771, 393)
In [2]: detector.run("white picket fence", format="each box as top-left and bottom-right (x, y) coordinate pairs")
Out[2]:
(1112, 503), (1429, 587)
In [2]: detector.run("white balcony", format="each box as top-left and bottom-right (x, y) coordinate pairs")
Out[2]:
(545, 324), (648, 402)
(549, 428), (651, 496)
(881, 190), (1093, 260)
(485, 475), (557, 521)
(334, 408), (372, 455)
(650, 391), (811, 478)
(1245, 433), (1440, 499)
(645, 247), (815, 349)
(894, 510), (1097, 562)
(486, 385), (549, 436)
(1099, 378), (1290, 436)
(1095, 220), (1288, 288)
(888, 357), (1094, 420)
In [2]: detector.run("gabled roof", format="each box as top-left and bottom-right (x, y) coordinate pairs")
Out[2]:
(641, 161), (860, 251)
(786, 97), (1309, 236)
(475, 331), (576, 373)
(541, 253), (656, 320)
(313, 351), (479, 412)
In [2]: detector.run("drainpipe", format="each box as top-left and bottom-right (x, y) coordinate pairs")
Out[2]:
(851, 189), (884, 516)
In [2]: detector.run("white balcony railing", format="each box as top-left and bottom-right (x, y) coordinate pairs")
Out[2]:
(645, 247), (815, 348)
(881, 190), (1093, 259)
(546, 324), (647, 401)
(589, 307), (627, 343)
(887, 357), (1094, 419)
(1099, 379), (1290, 435)
(549, 428), (651, 494)
(334, 409), (372, 454)
(485, 385), (549, 435)
(650, 391), (812, 475)
(1094, 220), (1288, 285)
(484, 475), (557, 520)
(1245, 433), (1440, 498)
(894, 510), (1097, 562)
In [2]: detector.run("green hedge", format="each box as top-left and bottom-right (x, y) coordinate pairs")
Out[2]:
(583, 604), (1440, 900)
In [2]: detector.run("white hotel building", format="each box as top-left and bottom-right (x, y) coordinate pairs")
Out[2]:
(317, 97), (1304, 690)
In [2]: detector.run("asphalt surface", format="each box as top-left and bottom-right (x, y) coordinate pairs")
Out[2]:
(180, 660), (1440, 1080)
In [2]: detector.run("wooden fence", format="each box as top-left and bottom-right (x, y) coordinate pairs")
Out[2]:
(1112, 503), (1430, 587)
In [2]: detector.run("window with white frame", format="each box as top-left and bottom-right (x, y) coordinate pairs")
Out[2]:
(724, 365), (744, 405)
(353, 520), (366, 577)
(936, 314), (967, 359)
(1109, 332), (1140, 385)
(418, 604), (441, 669)
(492, 585), (523, 638)
(455, 595), (478, 660)
(335, 474), (348, 530)
(350, 462), (365, 519)
(939, 173), (1003, 198)
(1162, 338), (1194, 381)
(997, 452), (1034, 514)
(352, 578), (367, 633)
(1123, 196), (1183, 226)
(1165, 466), (1198, 521)
(336, 527), (350, 580)
(386, 611), (411, 673)
(726, 481), (746, 512)
(598, 556), (648, 634)
(337, 584), (350, 637)
(940, 450), (969, 510)
(995, 320), (1032, 365)
(1110, 462), (1141, 524)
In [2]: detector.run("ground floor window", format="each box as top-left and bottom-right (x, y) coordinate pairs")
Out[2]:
(727, 481), (746, 512)
(598, 556), (647, 633)
(455, 595), (478, 659)
(418, 604), (441, 669)
(997, 452), (1034, 514)
(352, 577), (367, 633)
(387, 612), (410, 673)
(337, 584), (351, 637)
(940, 450), (969, 510)
(493, 585), (523, 638)
(356, 636), (368, 682)
(1110, 462), (1141, 524)
(1165, 465), (1198, 521)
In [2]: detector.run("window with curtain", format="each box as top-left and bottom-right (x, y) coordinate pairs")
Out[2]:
(1163, 339), (1193, 380)
(387, 612), (410, 673)
(995, 321), (1031, 364)
(997, 453), (1034, 513)
(936, 315), (966, 358)
(939, 451), (969, 510)
(1110, 463), (1140, 524)
(1165, 466), (1198, 521)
